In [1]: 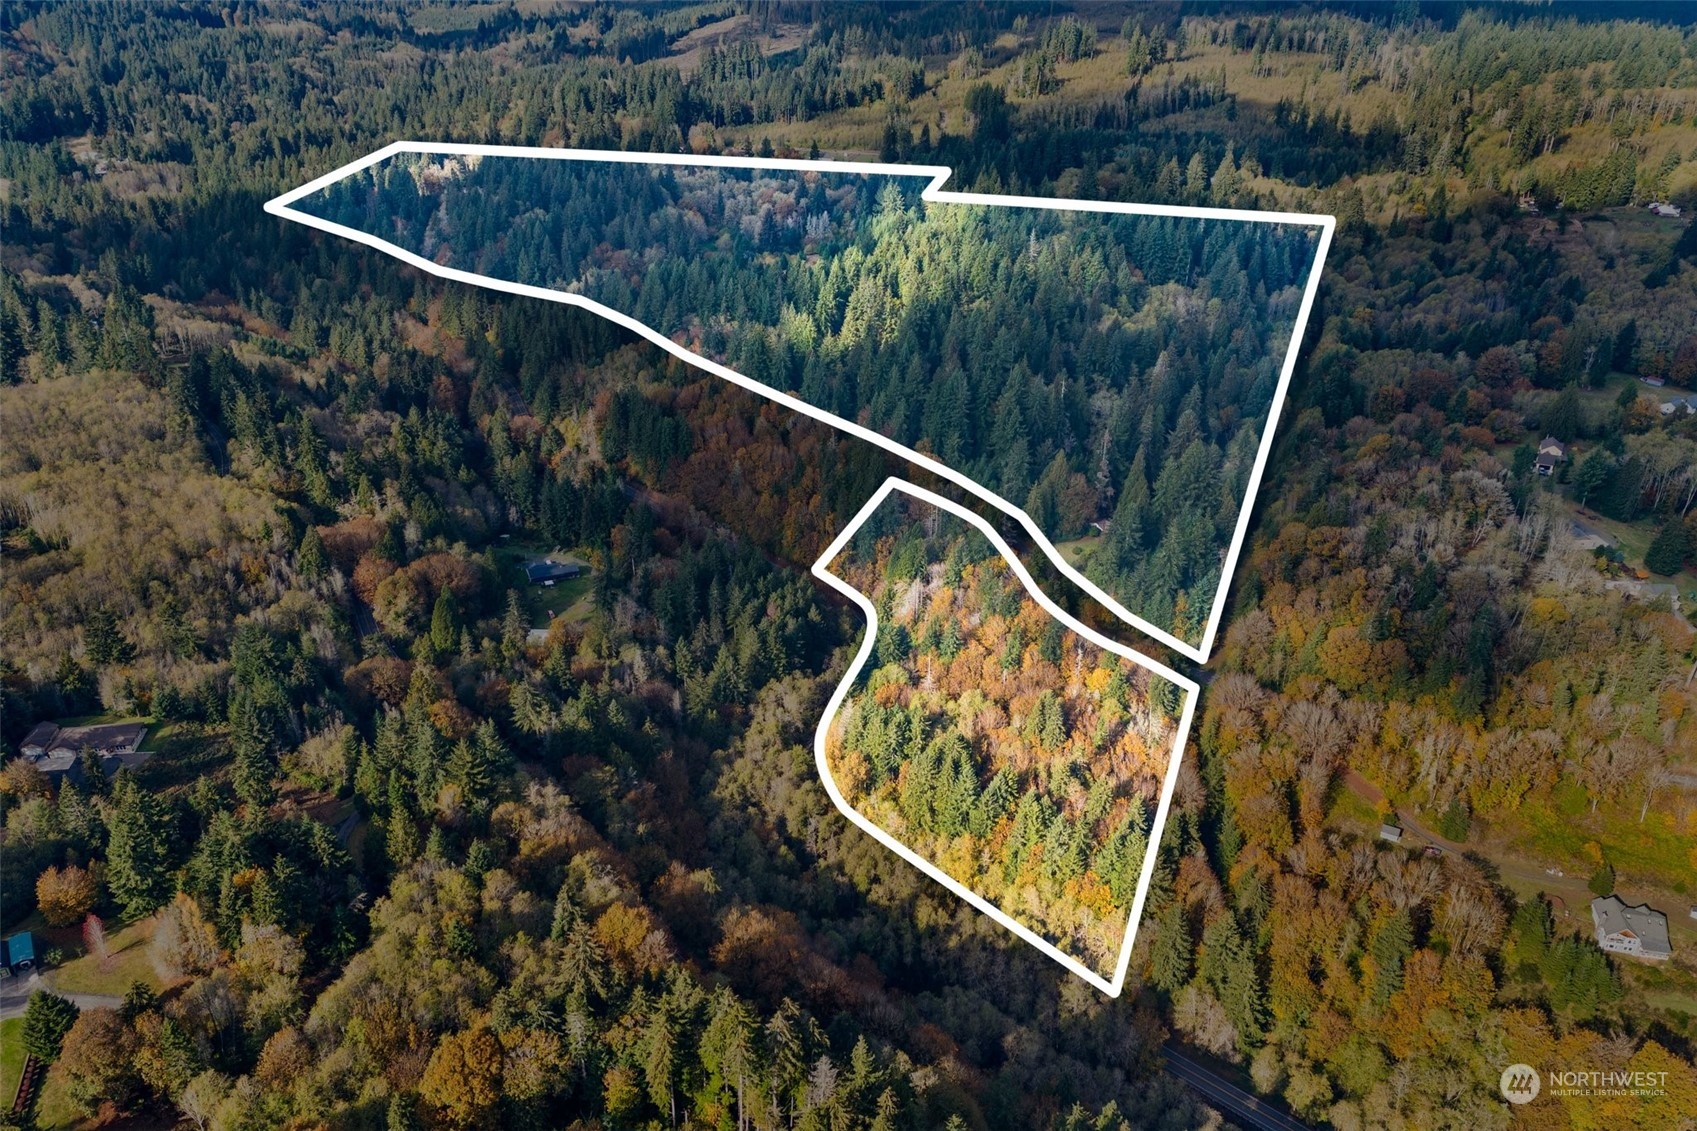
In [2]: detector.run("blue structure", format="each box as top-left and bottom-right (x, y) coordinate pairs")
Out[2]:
(1, 931), (37, 973)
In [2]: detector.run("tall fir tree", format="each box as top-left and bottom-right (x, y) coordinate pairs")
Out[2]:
(106, 777), (172, 916)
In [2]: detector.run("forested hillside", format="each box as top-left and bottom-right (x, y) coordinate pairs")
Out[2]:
(297, 153), (1318, 644)
(3, 4), (1697, 1131)
(824, 491), (1179, 978)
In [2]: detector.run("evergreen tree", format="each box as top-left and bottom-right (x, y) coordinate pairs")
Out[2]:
(931, 734), (979, 838)
(1645, 521), (1690, 576)
(297, 525), (327, 581)
(1573, 449), (1613, 505)
(106, 777), (172, 916)
(1092, 799), (1149, 905)
(1040, 811), (1087, 887)
(1005, 790), (1050, 882)
(22, 991), (80, 1062)
(1200, 913), (1264, 1044)
(1368, 911), (1414, 1008)
(1022, 691), (1067, 751)
(385, 771), (419, 870)
(967, 767), (1018, 837)
(701, 987), (760, 1131)
(229, 692), (276, 809)
(386, 1093), (419, 1131)
(1588, 858), (1615, 896)
(83, 605), (134, 666)
(502, 589), (527, 658)
(429, 586), (459, 656)
(1542, 384), (1582, 441)
(1148, 902), (1193, 993)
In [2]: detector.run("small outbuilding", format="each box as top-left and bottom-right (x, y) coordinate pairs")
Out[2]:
(1378, 823), (1403, 844)
(1, 932), (37, 975)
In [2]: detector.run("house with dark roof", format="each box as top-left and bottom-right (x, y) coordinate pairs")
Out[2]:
(1535, 436), (1567, 476)
(21, 721), (147, 759)
(524, 559), (582, 585)
(1591, 895), (1672, 960)
(18, 721), (147, 786)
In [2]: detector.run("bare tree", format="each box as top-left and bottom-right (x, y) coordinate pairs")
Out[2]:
(1639, 764), (1673, 824)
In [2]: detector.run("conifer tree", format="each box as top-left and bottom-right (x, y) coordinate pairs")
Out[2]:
(83, 605), (133, 666)
(296, 525), (327, 581)
(107, 777), (172, 915)
(22, 991), (79, 1062)
(1149, 902), (1193, 993)
(429, 586), (458, 657)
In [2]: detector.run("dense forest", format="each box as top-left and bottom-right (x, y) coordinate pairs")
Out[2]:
(824, 491), (1179, 979)
(297, 153), (1320, 645)
(2, 4), (1697, 1131)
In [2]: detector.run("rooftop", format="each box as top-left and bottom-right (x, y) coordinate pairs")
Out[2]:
(524, 559), (582, 583)
(22, 721), (147, 758)
(1591, 895), (1672, 958)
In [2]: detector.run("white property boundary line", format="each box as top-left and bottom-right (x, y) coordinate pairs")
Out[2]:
(265, 143), (1334, 663)
(812, 478), (1199, 997)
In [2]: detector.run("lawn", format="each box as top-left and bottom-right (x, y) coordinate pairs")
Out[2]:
(492, 541), (596, 628)
(1052, 533), (1102, 570)
(33, 1068), (79, 1131)
(0, 1016), (24, 1109)
(1536, 488), (1697, 597)
(139, 719), (187, 754)
(1622, 960), (1697, 1043)
(1500, 779), (1697, 897)
(1326, 777), (1385, 834)
(50, 915), (162, 997)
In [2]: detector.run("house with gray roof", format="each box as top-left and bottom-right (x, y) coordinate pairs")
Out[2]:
(1591, 895), (1672, 960)
(17, 720), (147, 786)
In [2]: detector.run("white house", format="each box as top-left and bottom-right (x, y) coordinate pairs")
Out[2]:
(1535, 435), (1567, 476)
(1648, 201), (1683, 218)
(1591, 896), (1672, 960)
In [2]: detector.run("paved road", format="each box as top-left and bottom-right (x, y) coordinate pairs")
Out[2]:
(0, 972), (123, 1020)
(1163, 1042), (1312, 1131)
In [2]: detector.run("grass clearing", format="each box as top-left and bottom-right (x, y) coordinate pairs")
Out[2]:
(139, 719), (187, 754)
(491, 542), (596, 628)
(50, 915), (162, 997)
(1499, 782), (1697, 896)
(1327, 778), (1384, 833)
(0, 1016), (25, 1109)
(33, 1067), (79, 1131)
(1052, 533), (1102, 569)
